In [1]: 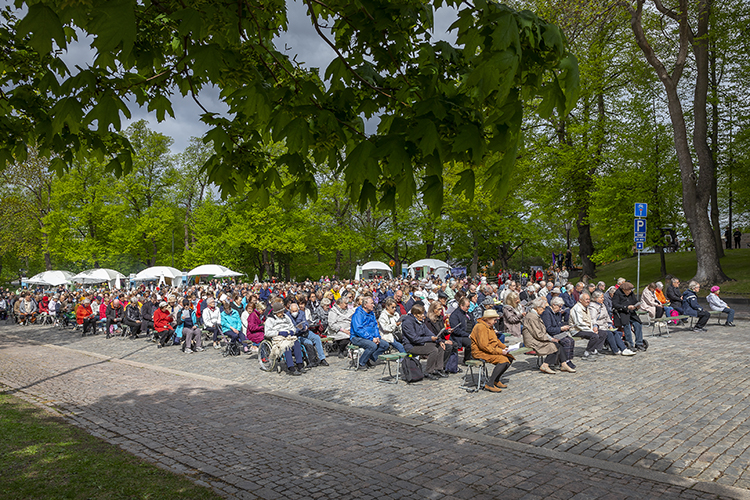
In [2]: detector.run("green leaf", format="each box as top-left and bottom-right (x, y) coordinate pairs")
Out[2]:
(147, 95), (176, 122)
(171, 8), (205, 38)
(16, 4), (66, 53)
(283, 117), (311, 153)
(90, 0), (137, 57)
(452, 124), (484, 163)
(452, 168), (475, 201)
(421, 175), (443, 217)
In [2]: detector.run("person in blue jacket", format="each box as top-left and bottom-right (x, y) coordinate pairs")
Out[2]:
(350, 297), (390, 371)
(175, 298), (204, 353)
(682, 281), (710, 332)
(221, 301), (248, 352)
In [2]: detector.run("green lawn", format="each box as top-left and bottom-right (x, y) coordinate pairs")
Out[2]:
(587, 248), (750, 297)
(0, 392), (221, 500)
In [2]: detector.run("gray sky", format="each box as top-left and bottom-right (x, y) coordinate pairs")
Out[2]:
(54, 1), (458, 153)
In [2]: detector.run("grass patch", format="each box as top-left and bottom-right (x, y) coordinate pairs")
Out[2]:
(589, 248), (750, 297)
(0, 392), (222, 500)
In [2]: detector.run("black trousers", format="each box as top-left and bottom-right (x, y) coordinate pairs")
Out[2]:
(454, 336), (472, 362)
(489, 361), (511, 385)
(544, 343), (568, 365)
(693, 310), (710, 328)
(157, 328), (174, 346)
(81, 316), (96, 334)
(123, 319), (140, 337)
(141, 319), (154, 336)
(576, 330), (606, 353)
(409, 342), (445, 374)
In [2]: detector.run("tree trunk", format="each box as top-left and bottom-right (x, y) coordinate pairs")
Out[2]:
(708, 40), (724, 258)
(393, 241), (401, 277)
(658, 245), (667, 277)
(470, 232), (478, 278)
(335, 250), (342, 278)
(626, 0), (729, 284)
(576, 209), (596, 278)
(262, 249), (270, 278)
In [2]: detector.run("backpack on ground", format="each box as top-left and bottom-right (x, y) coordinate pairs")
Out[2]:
(400, 355), (424, 383)
(303, 343), (320, 367)
(444, 351), (459, 373)
(223, 341), (241, 357)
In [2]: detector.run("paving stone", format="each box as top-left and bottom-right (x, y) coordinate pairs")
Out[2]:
(1, 323), (749, 499)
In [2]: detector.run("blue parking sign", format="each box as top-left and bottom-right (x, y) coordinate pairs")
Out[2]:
(635, 203), (648, 217)
(634, 218), (647, 235)
(636, 242), (644, 250)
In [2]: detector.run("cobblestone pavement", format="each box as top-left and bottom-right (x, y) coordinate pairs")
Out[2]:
(1, 319), (750, 499)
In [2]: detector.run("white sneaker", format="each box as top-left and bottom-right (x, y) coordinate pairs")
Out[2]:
(621, 348), (636, 356)
(592, 349), (600, 355)
(195, 347), (204, 352)
(184, 348), (194, 354)
(583, 350), (591, 357)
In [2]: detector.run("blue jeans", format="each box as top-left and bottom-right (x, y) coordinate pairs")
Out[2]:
(279, 331), (303, 367)
(300, 330), (326, 360)
(623, 322), (644, 347)
(389, 339), (406, 353)
(603, 329), (626, 353)
(350, 336), (389, 366)
(723, 307), (735, 324)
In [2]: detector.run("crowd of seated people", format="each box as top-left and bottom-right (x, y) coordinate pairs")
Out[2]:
(1, 269), (741, 386)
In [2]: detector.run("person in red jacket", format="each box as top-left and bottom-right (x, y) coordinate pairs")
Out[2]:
(76, 298), (97, 337)
(153, 301), (175, 348)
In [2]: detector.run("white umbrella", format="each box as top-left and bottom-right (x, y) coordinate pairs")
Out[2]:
(71, 268), (126, 284)
(187, 264), (242, 278)
(135, 266), (182, 281)
(26, 270), (75, 287)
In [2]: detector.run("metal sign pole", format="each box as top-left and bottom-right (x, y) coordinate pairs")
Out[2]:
(637, 249), (641, 296)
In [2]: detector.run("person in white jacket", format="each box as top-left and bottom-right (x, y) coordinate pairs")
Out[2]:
(568, 293), (607, 360)
(328, 298), (353, 357)
(706, 286), (735, 327)
(202, 298), (223, 349)
(377, 298), (405, 353)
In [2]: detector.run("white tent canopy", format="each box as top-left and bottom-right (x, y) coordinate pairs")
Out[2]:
(187, 264), (242, 278)
(72, 268), (125, 284)
(408, 259), (451, 280)
(133, 266), (183, 283)
(26, 270), (75, 287)
(356, 261), (393, 280)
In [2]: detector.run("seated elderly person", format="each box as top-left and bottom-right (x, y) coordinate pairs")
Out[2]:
(523, 297), (576, 374)
(350, 297), (390, 370)
(470, 309), (515, 392)
(328, 297), (353, 357)
(288, 302), (328, 366)
(568, 292), (607, 359)
(123, 296), (142, 339)
(612, 282), (648, 351)
(76, 298), (97, 336)
(202, 298), (223, 349)
(378, 297), (406, 353)
(640, 283), (664, 319)
(706, 286), (735, 327)
(541, 297), (576, 368)
(175, 298), (204, 353)
(666, 278), (684, 314)
(502, 292), (524, 339)
(264, 301), (305, 376)
(18, 293), (37, 324)
(105, 298), (125, 338)
(153, 301), (175, 348)
(590, 291), (635, 356)
(682, 281), (711, 332)
(402, 304), (446, 380)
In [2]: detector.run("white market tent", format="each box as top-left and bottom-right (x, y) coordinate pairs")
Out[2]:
(187, 264), (243, 278)
(356, 261), (393, 280)
(133, 266), (183, 285)
(26, 270), (75, 287)
(71, 268), (126, 288)
(408, 259), (451, 280)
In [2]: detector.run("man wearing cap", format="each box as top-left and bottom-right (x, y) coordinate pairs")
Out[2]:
(350, 297), (390, 370)
(264, 300), (306, 375)
(706, 286), (735, 327)
(470, 308), (515, 392)
(611, 282), (648, 351)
